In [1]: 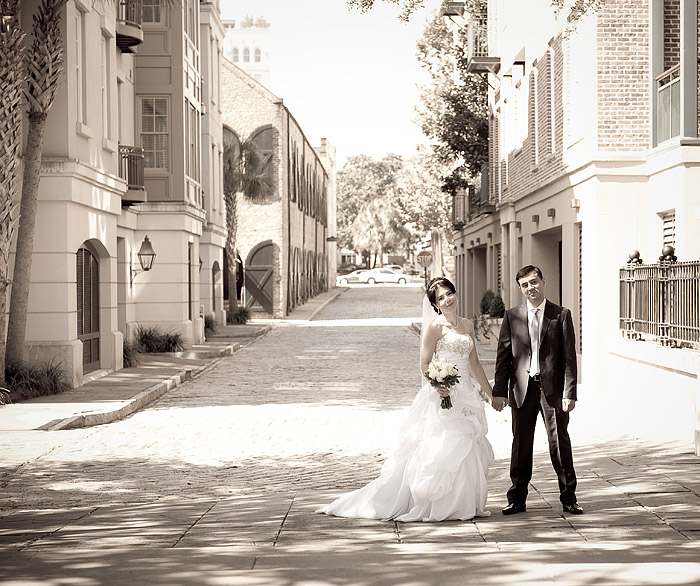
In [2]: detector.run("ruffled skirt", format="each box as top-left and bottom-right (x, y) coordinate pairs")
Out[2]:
(317, 380), (494, 522)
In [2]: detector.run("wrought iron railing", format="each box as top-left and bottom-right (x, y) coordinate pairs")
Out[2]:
(619, 248), (700, 348)
(656, 64), (680, 144)
(119, 145), (145, 191)
(467, 9), (488, 59)
(117, 0), (143, 29)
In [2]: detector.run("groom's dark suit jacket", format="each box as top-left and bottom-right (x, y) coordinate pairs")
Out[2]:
(493, 300), (577, 409)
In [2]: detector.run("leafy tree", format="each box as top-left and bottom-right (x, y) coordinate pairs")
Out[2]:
(336, 154), (403, 261)
(351, 197), (410, 267)
(348, 0), (606, 22)
(6, 0), (63, 367)
(0, 0), (25, 379)
(415, 5), (487, 192)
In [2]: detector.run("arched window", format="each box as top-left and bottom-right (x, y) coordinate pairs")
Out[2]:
(249, 125), (274, 186)
(232, 47), (239, 62)
(243, 48), (250, 63)
(254, 48), (261, 62)
(77, 244), (100, 372)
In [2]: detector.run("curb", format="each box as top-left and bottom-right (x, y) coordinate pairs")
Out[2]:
(44, 367), (199, 431)
(305, 289), (343, 321)
(42, 328), (272, 431)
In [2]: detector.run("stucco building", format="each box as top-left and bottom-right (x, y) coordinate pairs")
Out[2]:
(451, 0), (700, 452)
(220, 59), (336, 318)
(10, 0), (226, 385)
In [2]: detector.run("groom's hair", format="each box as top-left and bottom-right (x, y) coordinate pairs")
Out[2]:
(516, 265), (543, 283)
(427, 277), (456, 314)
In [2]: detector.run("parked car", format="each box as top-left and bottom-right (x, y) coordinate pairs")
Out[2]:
(359, 268), (408, 284)
(336, 270), (368, 285)
(384, 264), (404, 273)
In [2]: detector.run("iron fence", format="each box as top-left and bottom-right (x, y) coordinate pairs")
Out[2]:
(619, 257), (700, 348)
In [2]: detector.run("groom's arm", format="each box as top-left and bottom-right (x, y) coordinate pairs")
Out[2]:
(561, 307), (577, 402)
(493, 310), (513, 400)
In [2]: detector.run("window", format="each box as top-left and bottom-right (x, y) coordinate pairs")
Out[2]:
(140, 97), (169, 169)
(185, 100), (200, 182)
(76, 7), (87, 124)
(232, 47), (239, 62)
(102, 34), (111, 139)
(184, 0), (197, 42)
(243, 48), (250, 63)
(548, 46), (556, 153)
(142, 0), (165, 24)
(254, 48), (261, 62)
(530, 70), (538, 166)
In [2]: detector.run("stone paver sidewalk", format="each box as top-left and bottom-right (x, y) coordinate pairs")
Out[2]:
(1, 284), (700, 585)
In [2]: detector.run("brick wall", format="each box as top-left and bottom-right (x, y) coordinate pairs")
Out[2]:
(597, 0), (649, 151)
(220, 58), (328, 317)
(664, 0), (681, 71)
(491, 36), (566, 203)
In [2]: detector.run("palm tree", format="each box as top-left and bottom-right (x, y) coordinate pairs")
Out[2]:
(222, 128), (272, 315)
(6, 0), (63, 366)
(0, 0), (25, 378)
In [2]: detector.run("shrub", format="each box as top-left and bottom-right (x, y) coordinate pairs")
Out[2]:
(472, 313), (491, 340)
(479, 290), (495, 315)
(489, 293), (505, 318)
(123, 339), (141, 368)
(227, 305), (250, 325)
(204, 314), (217, 337)
(3, 359), (71, 402)
(134, 325), (185, 353)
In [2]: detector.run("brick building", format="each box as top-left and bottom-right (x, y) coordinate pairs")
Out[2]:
(220, 59), (336, 318)
(452, 0), (700, 451)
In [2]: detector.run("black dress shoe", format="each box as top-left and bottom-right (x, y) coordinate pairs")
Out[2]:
(562, 502), (584, 515)
(502, 502), (526, 515)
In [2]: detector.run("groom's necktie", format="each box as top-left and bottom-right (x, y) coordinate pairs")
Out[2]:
(529, 307), (540, 377)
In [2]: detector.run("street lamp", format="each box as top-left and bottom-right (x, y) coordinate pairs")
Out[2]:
(130, 235), (157, 284)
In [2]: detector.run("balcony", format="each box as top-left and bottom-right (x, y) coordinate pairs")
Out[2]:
(656, 64), (680, 144)
(116, 0), (144, 53)
(464, 9), (500, 74)
(119, 145), (146, 204)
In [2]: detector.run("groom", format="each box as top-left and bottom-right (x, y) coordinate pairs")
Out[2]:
(492, 265), (583, 515)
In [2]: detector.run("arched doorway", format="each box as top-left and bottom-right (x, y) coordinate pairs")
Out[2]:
(245, 240), (274, 314)
(77, 244), (100, 372)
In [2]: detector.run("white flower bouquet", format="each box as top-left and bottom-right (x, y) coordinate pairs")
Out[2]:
(424, 356), (460, 409)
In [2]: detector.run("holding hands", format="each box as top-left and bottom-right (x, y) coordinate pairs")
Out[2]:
(492, 396), (507, 412)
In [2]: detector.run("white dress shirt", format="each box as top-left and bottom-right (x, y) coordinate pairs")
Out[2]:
(527, 298), (547, 376)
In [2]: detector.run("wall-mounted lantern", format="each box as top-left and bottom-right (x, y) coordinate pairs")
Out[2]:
(130, 235), (156, 284)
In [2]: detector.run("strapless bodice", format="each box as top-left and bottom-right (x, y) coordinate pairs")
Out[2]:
(435, 331), (474, 362)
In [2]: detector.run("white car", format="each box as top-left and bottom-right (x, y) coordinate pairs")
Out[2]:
(336, 269), (368, 285)
(359, 268), (408, 284)
(384, 264), (404, 273)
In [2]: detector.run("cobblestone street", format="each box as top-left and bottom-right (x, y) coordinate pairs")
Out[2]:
(2, 284), (700, 585)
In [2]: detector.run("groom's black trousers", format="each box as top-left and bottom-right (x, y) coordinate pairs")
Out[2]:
(507, 376), (577, 506)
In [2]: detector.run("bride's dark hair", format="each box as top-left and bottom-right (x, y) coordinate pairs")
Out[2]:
(426, 277), (456, 314)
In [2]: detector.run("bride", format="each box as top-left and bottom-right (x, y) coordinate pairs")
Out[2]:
(317, 277), (495, 522)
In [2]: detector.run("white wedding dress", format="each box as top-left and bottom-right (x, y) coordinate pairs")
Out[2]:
(317, 332), (494, 522)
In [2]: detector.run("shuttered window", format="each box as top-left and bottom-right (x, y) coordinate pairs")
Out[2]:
(662, 210), (675, 248)
(140, 97), (169, 169)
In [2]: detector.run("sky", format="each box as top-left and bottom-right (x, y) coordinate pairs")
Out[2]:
(220, 0), (444, 167)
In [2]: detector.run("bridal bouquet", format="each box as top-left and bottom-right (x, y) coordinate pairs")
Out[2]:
(424, 357), (460, 409)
